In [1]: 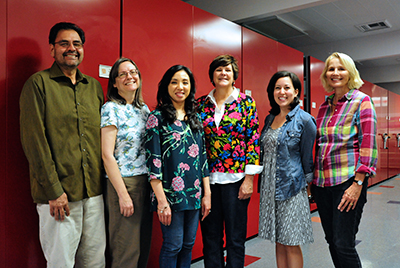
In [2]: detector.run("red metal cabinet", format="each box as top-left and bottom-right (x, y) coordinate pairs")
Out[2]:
(0, 0), (7, 265)
(388, 91), (400, 177)
(309, 56), (326, 119)
(242, 27), (276, 126)
(4, 1), (120, 267)
(363, 82), (389, 185)
(193, 7), (242, 97)
(277, 42), (304, 105)
(359, 81), (373, 186)
(122, 0), (194, 111)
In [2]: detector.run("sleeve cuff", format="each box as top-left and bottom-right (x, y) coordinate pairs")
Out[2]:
(305, 172), (314, 183)
(245, 164), (263, 175)
(356, 164), (376, 177)
(44, 180), (64, 201)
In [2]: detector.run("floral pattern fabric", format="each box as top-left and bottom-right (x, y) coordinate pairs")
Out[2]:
(197, 92), (260, 173)
(101, 101), (150, 177)
(145, 110), (209, 212)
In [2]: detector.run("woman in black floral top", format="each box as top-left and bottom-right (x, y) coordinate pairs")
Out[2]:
(145, 65), (211, 268)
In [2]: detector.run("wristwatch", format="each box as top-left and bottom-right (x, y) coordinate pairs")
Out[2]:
(354, 179), (363, 186)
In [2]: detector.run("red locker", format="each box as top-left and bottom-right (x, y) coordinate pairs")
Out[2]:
(359, 81), (373, 186)
(4, 0), (120, 267)
(193, 7), (242, 97)
(277, 42), (304, 105)
(122, 0), (194, 111)
(306, 56), (326, 210)
(361, 81), (389, 185)
(308, 56), (326, 119)
(387, 91), (400, 177)
(0, 0), (7, 265)
(242, 27), (277, 127)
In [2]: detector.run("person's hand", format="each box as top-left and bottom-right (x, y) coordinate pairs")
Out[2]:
(49, 193), (70, 221)
(238, 175), (254, 200)
(157, 203), (171, 226)
(119, 194), (134, 217)
(201, 194), (211, 221)
(338, 183), (362, 212)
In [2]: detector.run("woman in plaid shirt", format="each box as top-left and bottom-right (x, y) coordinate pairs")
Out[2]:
(312, 52), (378, 268)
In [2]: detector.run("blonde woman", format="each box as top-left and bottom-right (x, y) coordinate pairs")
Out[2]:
(312, 52), (378, 268)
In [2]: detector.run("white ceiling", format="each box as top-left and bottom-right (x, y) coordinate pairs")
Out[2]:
(183, 0), (400, 92)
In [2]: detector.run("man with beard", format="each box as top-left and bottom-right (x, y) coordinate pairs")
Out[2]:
(20, 22), (106, 268)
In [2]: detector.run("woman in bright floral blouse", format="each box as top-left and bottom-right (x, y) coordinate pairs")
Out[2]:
(197, 54), (263, 268)
(145, 65), (211, 268)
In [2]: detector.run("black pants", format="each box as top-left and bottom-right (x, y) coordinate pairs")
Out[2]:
(312, 177), (368, 268)
(200, 178), (250, 268)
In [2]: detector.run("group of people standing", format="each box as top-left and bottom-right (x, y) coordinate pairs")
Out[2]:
(20, 21), (377, 268)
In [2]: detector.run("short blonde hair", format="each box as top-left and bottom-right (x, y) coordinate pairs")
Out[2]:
(320, 52), (364, 93)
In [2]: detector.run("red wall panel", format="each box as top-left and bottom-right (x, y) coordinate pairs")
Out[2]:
(277, 42), (304, 105)
(4, 0), (120, 267)
(388, 91), (400, 177)
(193, 7), (242, 97)
(309, 56), (326, 119)
(373, 85), (389, 184)
(122, 0), (193, 111)
(364, 82), (388, 185)
(277, 43), (304, 77)
(242, 27), (277, 127)
(0, 0), (7, 266)
(359, 81), (373, 186)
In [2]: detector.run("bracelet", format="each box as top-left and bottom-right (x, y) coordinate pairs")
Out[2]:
(158, 205), (169, 214)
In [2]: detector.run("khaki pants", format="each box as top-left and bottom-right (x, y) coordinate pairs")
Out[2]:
(37, 195), (106, 268)
(106, 175), (153, 268)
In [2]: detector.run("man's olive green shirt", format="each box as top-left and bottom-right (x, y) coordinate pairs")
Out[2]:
(20, 62), (104, 204)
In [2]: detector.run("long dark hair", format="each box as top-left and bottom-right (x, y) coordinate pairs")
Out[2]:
(267, 71), (301, 115)
(107, 57), (144, 107)
(156, 65), (203, 132)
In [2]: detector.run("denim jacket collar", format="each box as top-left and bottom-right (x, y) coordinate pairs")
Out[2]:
(286, 104), (301, 121)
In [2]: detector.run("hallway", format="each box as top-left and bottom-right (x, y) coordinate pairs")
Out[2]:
(191, 175), (400, 267)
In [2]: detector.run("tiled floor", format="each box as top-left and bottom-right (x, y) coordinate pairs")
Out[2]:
(191, 175), (400, 268)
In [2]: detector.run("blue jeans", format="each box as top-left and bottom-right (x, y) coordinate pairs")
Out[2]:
(159, 209), (200, 268)
(312, 177), (368, 268)
(200, 178), (250, 268)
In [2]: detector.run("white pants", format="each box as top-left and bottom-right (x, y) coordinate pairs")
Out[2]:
(37, 195), (106, 268)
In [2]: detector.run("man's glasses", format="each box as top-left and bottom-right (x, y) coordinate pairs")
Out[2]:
(54, 41), (83, 48)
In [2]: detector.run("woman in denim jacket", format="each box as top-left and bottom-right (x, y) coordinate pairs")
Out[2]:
(259, 71), (316, 268)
